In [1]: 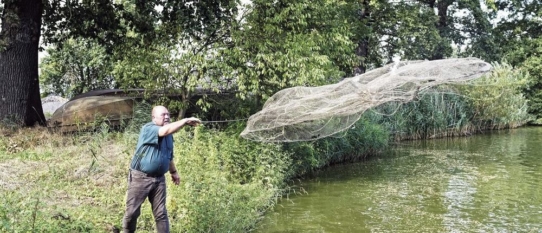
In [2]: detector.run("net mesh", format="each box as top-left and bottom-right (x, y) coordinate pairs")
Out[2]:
(240, 57), (493, 142)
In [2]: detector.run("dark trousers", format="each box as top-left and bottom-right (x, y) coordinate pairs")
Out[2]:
(123, 169), (169, 233)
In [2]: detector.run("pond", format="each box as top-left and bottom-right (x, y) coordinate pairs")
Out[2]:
(256, 127), (542, 232)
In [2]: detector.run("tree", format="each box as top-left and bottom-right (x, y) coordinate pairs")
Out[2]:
(492, 0), (542, 118)
(111, 0), (239, 119)
(0, 0), (46, 126)
(1, 0), (239, 126)
(456, 0), (499, 61)
(40, 38), (115, 98)
(348, 0), (448, 73)
(221, 0), (357, 102)
(37, 0), (357, 120)
(348, 0), (496, 74)
(0, 0), (120, 126)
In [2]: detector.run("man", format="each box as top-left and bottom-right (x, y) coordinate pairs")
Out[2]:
(122, 105), (201, 233)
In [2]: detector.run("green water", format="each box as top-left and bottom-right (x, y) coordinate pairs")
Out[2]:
(256, 127), (542, 232)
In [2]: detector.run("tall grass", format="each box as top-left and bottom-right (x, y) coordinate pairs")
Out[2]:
(0, 105), (295, 232)
(283, 117), (389, 176)
(0, 124), (129, 232)
(367, 88), (475, 141)
(165, 125), (292, 232)
(367, 62), (531, 141)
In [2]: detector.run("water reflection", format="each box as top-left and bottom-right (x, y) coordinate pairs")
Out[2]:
(443, 173), (477, 232)
(256, 127), (542, 232)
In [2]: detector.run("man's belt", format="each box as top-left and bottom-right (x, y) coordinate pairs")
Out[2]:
(130, 169), (163, 178)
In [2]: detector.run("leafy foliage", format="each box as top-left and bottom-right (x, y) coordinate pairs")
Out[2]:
(220, 0), (357, 100)
(40, 38), (115, 98)
(502, 38), (542, 118)
(40, 0), (240, 114)
(168, 126), (292, 232)
(105, 1), (239, 118)
(459, 62), (531, 127)
(348, 0), (445, 71)
(345, 0), (494, 72)
(490, 0), (542, 118)
(283, 117), (389, 176)
(521, 39), (542, 118)
(42, 0), (123, 52)
(35, 0), (542, 120)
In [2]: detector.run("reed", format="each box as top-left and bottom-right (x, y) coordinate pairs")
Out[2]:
(366, 62), (531, 141)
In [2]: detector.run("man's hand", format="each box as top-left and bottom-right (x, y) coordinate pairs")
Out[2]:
(184, 117), (201, 126)
(159, 117), (201, 136)
(171, 172), (180, 185)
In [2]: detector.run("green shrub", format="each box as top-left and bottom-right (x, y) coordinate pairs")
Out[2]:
(160, 125), (292, 232)
(0, 191), (95, 232)
(284, 117), (389, 176)
(365, 63), (531, 140)
(458, 62), (532, 129)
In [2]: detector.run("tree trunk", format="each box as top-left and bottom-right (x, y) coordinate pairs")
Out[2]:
(0, 0), (45, 126)
(431, 0), (453, 60)
(354, 0), (371, 75)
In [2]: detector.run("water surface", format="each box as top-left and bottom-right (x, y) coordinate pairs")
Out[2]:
(256, 127), (542, 232)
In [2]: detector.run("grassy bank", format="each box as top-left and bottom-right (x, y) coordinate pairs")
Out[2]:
(0, 125), (282, 232)
(0, 117), (388, 232)
(0, 126), (127, 232)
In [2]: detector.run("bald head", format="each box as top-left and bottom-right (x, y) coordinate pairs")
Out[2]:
(152, 106), (170, 126)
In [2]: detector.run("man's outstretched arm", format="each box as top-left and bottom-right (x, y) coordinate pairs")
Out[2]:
(158, 117), (201, 137)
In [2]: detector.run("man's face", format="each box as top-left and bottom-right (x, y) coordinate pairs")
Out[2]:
(153, 108), (170, 126)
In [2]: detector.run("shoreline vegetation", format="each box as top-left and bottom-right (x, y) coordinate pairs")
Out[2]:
(0, 64), (534, 232)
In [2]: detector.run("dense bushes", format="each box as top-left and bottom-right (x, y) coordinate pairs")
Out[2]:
(458, 63), (531, 128)
(166, 126), (293, 232)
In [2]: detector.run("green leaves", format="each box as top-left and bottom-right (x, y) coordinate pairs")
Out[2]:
(459, 62), (531, 127)
(170, 125), (292, 232)
(221, 0), (356, 101)
(37, 0), (542, 121)
(40, 38), (114, 98)
(517, 39), (542, 118)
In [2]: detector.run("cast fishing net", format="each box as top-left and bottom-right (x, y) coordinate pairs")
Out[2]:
(240, 57), (493, 142)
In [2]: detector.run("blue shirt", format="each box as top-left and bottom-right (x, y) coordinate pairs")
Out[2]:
(129, 122), (174, 176)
